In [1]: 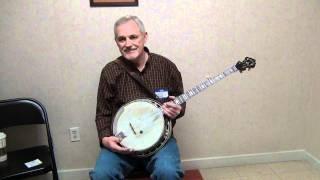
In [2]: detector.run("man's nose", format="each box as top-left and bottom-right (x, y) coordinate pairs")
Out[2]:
(124, 38), (133, 47)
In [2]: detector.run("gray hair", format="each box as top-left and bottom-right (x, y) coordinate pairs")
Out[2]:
(114, 15), (146, 38)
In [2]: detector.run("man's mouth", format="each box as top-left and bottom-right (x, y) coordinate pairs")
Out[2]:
(124, 48), (137, 53)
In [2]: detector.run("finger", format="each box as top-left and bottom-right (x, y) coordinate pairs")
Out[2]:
(111, 143), (128, 152)
(163, 102), (175, 109)
(162, 103), (171, 112)
(162, 108), (170, 117)
(163, 108), (176, 119)
(164, 104), (179, 113)
(109, 136), (121, 142)
(162, 102), (181, 118)
(117, 146), (130, 152)
(171, 104), (181, 111)
(167, 100), (181, 108)
(168, 96), (176, 100)
(114, 146), (134, 154)
(120, 148), (135, 154)
(115, 137), (122, 143)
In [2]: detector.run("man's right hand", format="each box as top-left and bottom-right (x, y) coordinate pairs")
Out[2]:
(101, 136), (133, 154)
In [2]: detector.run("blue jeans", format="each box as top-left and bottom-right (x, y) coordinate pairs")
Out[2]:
(89, 137), (184, 180)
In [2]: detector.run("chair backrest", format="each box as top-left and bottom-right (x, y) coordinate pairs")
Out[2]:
(0, 98), (48, 129)
(0, 98), (59, 179)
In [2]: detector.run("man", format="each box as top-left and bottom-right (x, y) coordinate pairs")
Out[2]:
(90, 15), (186, 180)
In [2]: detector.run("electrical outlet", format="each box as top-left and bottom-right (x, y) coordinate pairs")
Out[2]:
(69, 127), (80, 142)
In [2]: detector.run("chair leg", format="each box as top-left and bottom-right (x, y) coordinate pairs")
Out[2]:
(52, 168), (59, 180)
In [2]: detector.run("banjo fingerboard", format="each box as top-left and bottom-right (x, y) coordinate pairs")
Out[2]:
(174, 65), (239, 105)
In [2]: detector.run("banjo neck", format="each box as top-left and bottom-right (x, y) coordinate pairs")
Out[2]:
(173, 65), (238, 105)
(173, 57), (256, 105)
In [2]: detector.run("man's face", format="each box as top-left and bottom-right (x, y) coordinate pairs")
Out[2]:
(115, 20), (148, 61)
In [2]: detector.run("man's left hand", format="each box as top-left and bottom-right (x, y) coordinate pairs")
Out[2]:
(162, 96), (181, 119)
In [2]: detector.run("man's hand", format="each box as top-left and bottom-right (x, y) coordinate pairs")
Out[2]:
(162, 96), (182, 119)
(102, 136), (132, 154)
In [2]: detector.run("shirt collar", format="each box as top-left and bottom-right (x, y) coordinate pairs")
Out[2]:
(119, 47), (152, 72)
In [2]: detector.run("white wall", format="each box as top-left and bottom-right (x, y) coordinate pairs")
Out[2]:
(0, 0), (319, 175)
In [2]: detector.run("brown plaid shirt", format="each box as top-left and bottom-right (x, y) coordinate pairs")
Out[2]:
(95, 48), (186, 142)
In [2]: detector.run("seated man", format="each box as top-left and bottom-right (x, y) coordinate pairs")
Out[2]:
(90, 15), (186, 180)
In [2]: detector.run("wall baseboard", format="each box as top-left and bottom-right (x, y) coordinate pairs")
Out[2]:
(304, 151), (320, 170)
(182, 149), (307, 170)
(57, 149), (320, 180)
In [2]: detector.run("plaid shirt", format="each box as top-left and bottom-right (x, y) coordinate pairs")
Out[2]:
(95, 48), (186, 142)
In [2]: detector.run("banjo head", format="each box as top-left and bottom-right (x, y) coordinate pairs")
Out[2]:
(113, 99), (165, 152)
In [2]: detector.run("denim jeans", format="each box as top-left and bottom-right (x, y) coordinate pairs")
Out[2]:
(89, 137), (184, 180)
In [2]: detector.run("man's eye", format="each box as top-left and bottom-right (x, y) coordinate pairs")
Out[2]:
(117, 37), (126, 42)
(129, 35), (138, 40)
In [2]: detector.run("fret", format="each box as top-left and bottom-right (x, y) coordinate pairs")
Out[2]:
(205, 80), (211, 87)
(187, 90), (193, 97)
(193, 88), (198, 94)
(182, 94), (188, 101)
(203, 82), (209, 88)
(215, 74), (223, 81)
(210, 77), (217, 84)
(186, 91), (190, 97)
(175, 98), (181, 105)
(192, 90), (196, 96)
(199, 83), (206, 90)
(223, 71), (227, 77)
(178, 96), (184, 104)
(192, 87), (198, 94)
(231, 66), (238, 72)
(190, 90), (196, 96)
(182, 95), (186, 101)
(209, 78), (214, 84)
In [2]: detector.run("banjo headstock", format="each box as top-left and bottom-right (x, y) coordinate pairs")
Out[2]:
(235, 57), (256, 73)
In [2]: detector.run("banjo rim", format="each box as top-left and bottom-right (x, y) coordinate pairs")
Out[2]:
(112, 99), (173, 157)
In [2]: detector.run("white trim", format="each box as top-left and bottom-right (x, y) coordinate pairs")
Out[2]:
(182, 149), (307, 170)
(57, 149), (320, 180)
(58, 168), (92, 180)
(304, 151), (320, 170)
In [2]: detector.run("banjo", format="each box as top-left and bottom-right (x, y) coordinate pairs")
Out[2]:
(113, 57), (256, 157)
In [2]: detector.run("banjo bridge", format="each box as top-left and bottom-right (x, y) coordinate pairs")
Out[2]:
(129, 122), (136, 135)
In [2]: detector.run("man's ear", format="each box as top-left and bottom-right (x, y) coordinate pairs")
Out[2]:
(144, 32), (148, 42)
